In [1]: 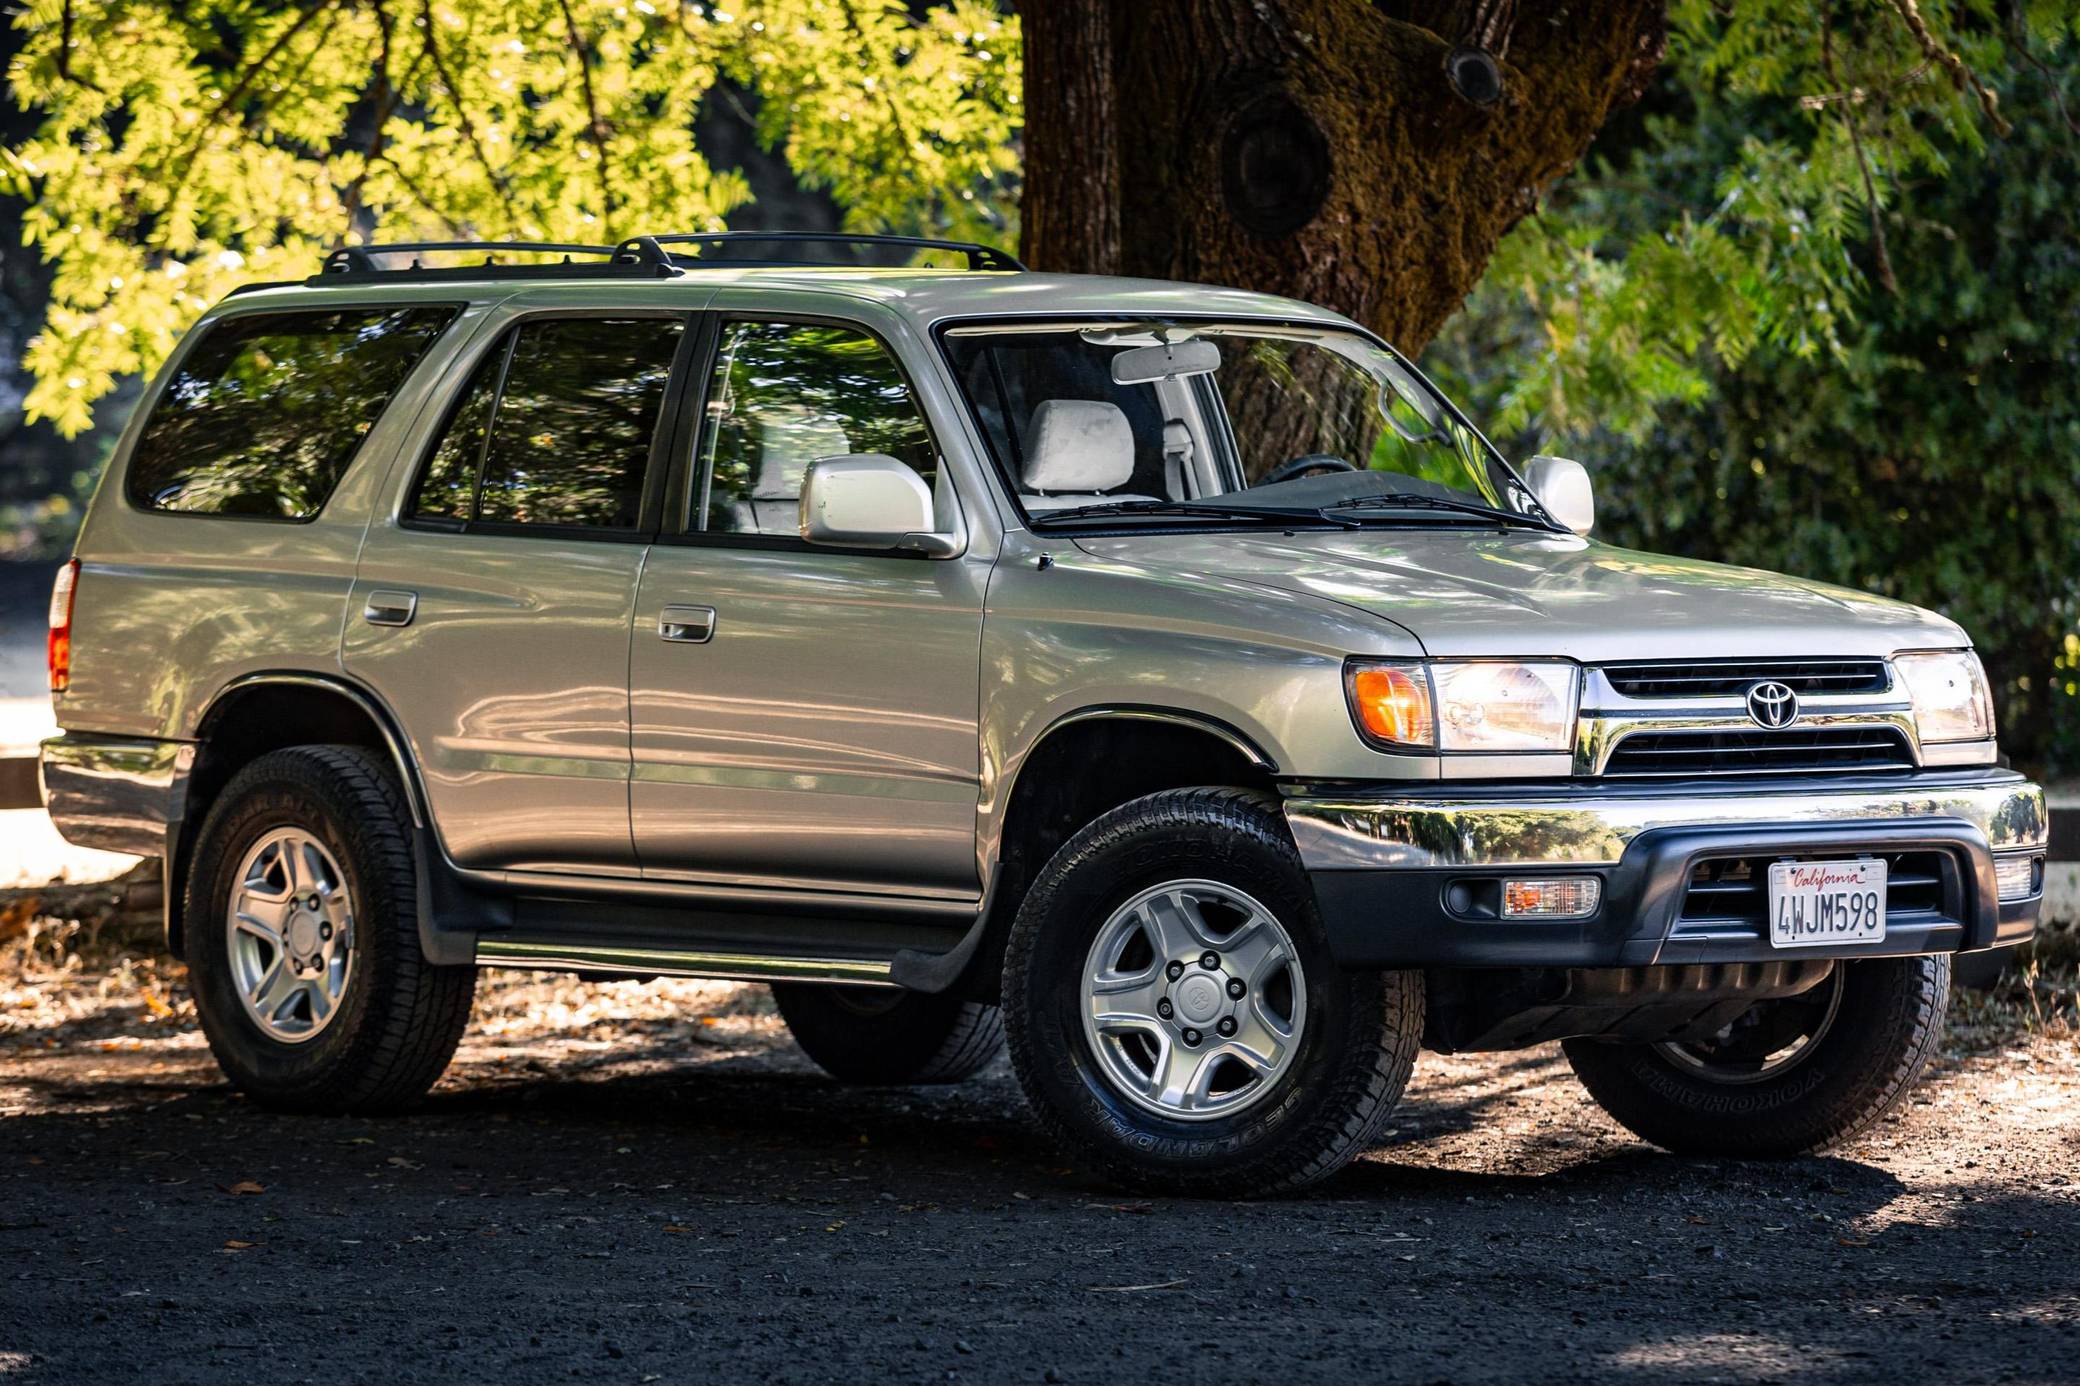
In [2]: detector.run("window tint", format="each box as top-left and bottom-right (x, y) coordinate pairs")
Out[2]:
(698, 322), (935, 536)
(127, 305), (459, 519)
(407, 317), (683, 531)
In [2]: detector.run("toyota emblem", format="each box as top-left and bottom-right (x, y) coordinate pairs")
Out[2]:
(1745, 681), (1799, 729)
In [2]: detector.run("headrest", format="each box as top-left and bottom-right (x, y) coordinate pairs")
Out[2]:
(1023, 400), (1134, 494)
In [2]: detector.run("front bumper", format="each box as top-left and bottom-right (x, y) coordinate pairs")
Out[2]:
(1285, 769), (2047, 968)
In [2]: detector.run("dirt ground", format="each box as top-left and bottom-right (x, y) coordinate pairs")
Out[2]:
(0, 958), (2075, 1386)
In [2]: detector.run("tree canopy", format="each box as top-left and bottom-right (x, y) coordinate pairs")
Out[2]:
(3, 0), (1017, 435)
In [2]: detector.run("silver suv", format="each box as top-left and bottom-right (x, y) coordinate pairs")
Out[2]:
(41, 234), (2048, 1195)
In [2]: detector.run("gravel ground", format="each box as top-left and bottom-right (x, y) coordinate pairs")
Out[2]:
(1, 962), (2076, 1385)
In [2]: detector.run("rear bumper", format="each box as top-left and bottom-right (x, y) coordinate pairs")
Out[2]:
(1284, 770), (2047, 968)
(39, 732), (189, 857)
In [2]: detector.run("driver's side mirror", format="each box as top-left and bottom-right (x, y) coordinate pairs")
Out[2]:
(800, 454), (965, 557)
(1524, 455), (1594, 535)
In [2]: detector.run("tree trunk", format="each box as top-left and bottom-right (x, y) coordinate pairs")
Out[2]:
(1020, 0), (1665, 356)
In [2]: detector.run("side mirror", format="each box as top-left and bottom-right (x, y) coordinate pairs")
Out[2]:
(1523, 455), (1594, 535)
(800, 454), (964, 557)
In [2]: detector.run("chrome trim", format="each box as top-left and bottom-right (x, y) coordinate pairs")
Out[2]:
(471, 865), (981, 920)
(473, 938), (897, 985)
(1283, 771), (2047, 871)
(1575, 708), (1923, 777)
(1580, 666), (1902, 712)
(38, 733), (191, 856)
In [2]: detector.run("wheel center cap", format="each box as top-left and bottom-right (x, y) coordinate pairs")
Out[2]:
(1175, 972), (1225, 1024)
(287, 912), (321, 957)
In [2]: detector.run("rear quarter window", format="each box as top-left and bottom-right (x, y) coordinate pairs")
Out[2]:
(126, 304), (461, 520)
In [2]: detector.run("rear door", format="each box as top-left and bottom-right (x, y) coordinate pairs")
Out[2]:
(627, 304), (988, 900)
(347, 298), (697, 875)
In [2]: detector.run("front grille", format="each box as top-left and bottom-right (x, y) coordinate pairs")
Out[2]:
(1603, 726), (1916, 777)
(1602, 659), (1888, 699)
(1673, 850), (1952, 937)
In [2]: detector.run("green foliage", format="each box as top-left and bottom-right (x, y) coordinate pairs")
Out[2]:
(1432, 10), (2080, 773)
(2, 0), (1021, 436)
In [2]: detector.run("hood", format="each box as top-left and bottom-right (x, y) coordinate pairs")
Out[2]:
(1068, 529), (1966, 661)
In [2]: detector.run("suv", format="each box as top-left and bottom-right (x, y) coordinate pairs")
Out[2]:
(41, 233), (2048, 1195)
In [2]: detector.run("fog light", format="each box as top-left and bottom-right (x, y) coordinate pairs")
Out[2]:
(1994, 855), (2041, 902)
(1501, 877), (1602, 919)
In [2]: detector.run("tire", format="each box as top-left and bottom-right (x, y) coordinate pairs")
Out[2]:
(185, 745), (476, 1114)
(1002, 787), (1422, 1197)
(772, 983), (1004, 1084)
(1563, 955), (1949, 1157)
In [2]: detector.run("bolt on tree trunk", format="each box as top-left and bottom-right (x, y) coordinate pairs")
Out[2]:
(1021, 0), (1665, 357)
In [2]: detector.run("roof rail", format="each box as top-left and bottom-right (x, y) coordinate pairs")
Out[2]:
(276, 230), (1022, 291)
(307, 237), (681, 286)
(633, 232), (1024, 272)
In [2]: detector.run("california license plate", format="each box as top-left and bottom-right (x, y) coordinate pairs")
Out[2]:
(1768, 859), (1886, 948)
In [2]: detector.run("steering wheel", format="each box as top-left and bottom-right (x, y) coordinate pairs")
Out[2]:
(1256, 454), (1358, 487)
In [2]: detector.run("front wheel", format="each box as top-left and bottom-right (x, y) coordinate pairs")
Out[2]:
(1563, 955), (1949, 1156)
(1003, 788), (1422, 1197)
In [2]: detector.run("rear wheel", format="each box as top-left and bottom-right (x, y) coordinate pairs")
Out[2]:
(1003, 788), (1422, 1196)
(1563, 955), (1948, 1156)
(772, 983), (1004, 1084)
(186, 746), (476, 1114)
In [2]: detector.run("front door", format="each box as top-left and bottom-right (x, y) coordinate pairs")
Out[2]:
(348, 306), (691, 875)
(628, 313), (987, 900)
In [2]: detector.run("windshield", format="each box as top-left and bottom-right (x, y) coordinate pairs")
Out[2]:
(939, 321), (1550, 530)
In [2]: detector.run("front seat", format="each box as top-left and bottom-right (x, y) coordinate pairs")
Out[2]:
(1020, 399), (1149, 510)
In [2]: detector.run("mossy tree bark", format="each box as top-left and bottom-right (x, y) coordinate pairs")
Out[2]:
(1021, 0), (1665, 355)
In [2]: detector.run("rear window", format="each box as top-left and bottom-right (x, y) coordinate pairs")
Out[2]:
(126, 305), (461, 520)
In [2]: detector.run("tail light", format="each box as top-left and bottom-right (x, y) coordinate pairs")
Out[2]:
(48, 558), (79, 693)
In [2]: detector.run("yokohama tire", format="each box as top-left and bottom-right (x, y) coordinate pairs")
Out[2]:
(1564, 955), (1949, 1156)
(1002, 788), (1422, 1197)
(772, 983), (1005, 1084)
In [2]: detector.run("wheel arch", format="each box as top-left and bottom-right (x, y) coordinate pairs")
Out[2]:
(894, 706), (1282, 998)
(170, 672), (438, 959)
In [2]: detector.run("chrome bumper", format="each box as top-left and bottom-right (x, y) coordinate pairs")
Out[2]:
(1285, 770), (2048, 968)
(39, 733), (190, 857)
(1284, 770), (2047, 870)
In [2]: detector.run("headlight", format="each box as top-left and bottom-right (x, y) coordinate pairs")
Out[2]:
(1895, 650), (1994, 744)
(1347, 660), (1578, 753)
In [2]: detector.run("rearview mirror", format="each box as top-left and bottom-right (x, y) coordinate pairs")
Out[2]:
(800, 455), (964, 557)
(1523, 455), (1594, 535)
(1111, 338), (1221, 385)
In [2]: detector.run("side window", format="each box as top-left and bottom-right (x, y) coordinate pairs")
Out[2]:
(128, 305), (460, 519)
(697, 321), (936, 537)
(407, 316), (684, 532)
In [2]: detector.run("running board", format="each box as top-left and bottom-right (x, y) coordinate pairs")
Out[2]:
(473, 938), (897, 986)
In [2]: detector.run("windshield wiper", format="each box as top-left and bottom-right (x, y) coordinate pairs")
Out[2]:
(1030, 499), (1362, 528)
(1320, 492), (1549, 529)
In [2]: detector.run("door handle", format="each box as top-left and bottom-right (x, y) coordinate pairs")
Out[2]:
(658, 605), (716, 644)
(362, 590), (418, 627)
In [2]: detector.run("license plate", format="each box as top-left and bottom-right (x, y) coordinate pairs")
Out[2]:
(1768, 859), (1886, 948)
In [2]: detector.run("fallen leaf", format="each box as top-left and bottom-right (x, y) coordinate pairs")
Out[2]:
(225, 1181), (265, 1196)
(223, 1239), (257, 1251)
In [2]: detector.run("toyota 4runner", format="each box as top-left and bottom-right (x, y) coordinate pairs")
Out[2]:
(41, 233), (2049, 1195)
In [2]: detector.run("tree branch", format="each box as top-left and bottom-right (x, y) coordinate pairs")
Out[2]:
(54, 0), (106, 93)
(1823, 7), (1897, 294)
(417, 0), (520, 230)
(339, 1), (397, 239)
(556, 0), (615, 221)
(1886, 0), (2012, 137)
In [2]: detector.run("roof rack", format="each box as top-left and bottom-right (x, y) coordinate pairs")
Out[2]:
(294, 231), (1024, 288)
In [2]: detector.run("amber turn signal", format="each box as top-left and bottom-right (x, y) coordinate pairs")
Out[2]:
(1347, 663), (1434, 748)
